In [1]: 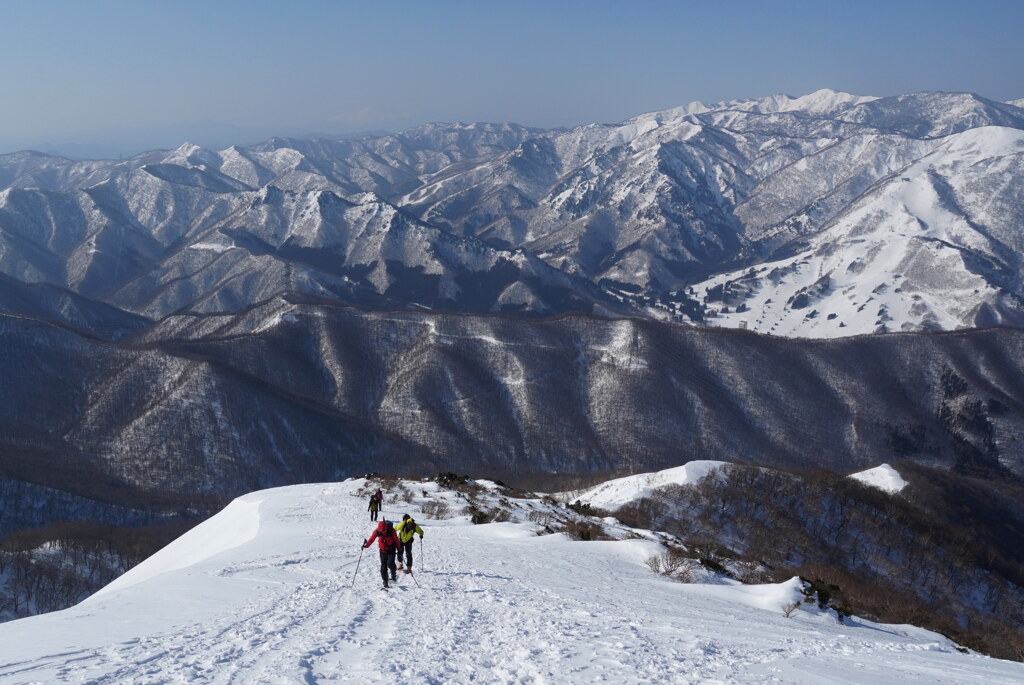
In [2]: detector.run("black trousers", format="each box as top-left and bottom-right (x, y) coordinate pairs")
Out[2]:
(370, 507), (379, 521)
(379, 549), (397, 584)
(398, 540), (414, 567)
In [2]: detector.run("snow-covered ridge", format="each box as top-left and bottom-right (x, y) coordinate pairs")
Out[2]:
(723, 88), (880, 115)
(568, 460), (728, 510)
(2, 478), (1020, 683)
(623, 89), (878, 128)
(90, 497), (261, 598)
(570, 460), (912, 507)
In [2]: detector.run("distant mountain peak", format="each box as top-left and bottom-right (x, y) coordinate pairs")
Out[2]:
(162, 141), (221, 168)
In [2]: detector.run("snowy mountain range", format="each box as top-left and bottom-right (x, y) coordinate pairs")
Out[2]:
(2, 476), (1022, 683)
(1, 90), (1023, 336)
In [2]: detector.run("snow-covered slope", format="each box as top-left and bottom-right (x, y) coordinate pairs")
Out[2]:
(1, 480), (1019, 684)
(695, 125), (1024, 337)
(850, 463), (909, 494)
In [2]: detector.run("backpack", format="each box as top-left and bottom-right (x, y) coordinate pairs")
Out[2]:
(381, 521), (397, 551)
(368, 495), (379, 510)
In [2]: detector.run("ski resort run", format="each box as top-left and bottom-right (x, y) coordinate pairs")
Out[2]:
(0, 477), (1020, 684)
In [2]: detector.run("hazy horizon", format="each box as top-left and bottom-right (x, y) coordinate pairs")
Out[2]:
(3, 0), (1022, 158)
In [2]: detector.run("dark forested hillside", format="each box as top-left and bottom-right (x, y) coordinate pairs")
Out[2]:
(2, 301), (1022, 512)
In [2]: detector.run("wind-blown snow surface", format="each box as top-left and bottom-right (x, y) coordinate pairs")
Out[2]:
(0, 481), (1020, 684)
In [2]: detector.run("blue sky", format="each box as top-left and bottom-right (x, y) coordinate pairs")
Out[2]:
(1, 0), (1021, 157)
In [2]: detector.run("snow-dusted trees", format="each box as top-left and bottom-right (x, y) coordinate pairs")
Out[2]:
(0, 521), (201, 623)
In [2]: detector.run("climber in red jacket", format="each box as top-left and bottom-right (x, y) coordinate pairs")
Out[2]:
(362, 520), (400, 589)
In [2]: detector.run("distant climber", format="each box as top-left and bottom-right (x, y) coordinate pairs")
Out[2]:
(362, 520), (400, 589)
(368, 489), (384, 521)
(395, 513), (424, 573)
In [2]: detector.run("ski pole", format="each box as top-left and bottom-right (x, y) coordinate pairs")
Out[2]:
(351, 542), (365, 588)
(420, 537), (424, 572)
(408, 569), (421, 588)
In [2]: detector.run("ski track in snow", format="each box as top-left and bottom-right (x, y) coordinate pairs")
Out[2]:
(0, 482), (1021, 684)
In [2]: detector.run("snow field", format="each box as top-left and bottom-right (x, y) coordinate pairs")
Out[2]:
(0, 479), (1020, 683)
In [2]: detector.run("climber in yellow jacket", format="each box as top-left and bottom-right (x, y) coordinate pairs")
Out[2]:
(395, 513), (424, 573)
